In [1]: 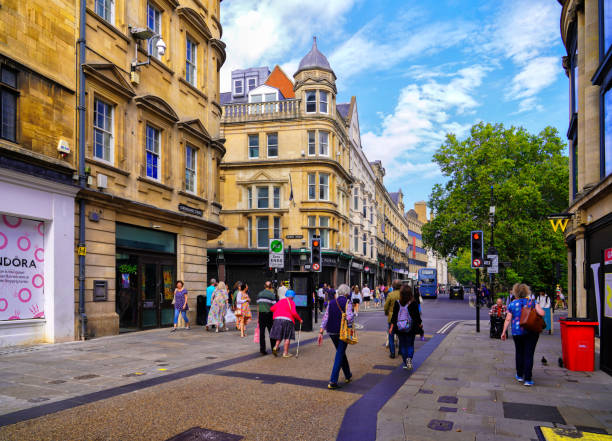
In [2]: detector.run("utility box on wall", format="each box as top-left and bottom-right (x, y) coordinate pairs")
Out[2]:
(93, 280), (108, 302)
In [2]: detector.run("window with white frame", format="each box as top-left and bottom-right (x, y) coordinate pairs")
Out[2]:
(247, 217), (252, 247)
(95, 0), (114, 23)
(320, 216), (329, 249)
(247, 77), (256, 92)
(257, 186), (269, 208)
(93, 98), (113, 162)
(319, 91), (328, 114)
(186, 36), (197, 86)
(247, 187), (252, 209)
(267, 133), (278, 157)
(319, 131), (329, 156)
(306, 91), (316, 113)
(185, 145), (196, 193)
(273, 186), (280, 208)
(363, 199), (366, 217)
(319, 173), (329, 200)
(257, 216), (269, 248)
(354, 227), (359, 252)
(353, 187), (359, 210)
(308, 173), (316, 200)
(308, 131), (316, 156)
(234, 79), (243, 95)
(362, 233), (366, 255)
(248, 134), (259, 158)
(147, 2), (162, 59)
(370, 238), (374, 258)
(307, 216), (316, 243)
(273, 217), (281, 239)
(145, 124), (161, 180)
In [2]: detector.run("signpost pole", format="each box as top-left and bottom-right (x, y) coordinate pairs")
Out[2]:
(476, 268), (480, 333)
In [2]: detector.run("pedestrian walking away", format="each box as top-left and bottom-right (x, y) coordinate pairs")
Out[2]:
(537, 290), (552, 334)
(205, 278), (217, 331)
(384, 279), (401, 358)
(501, 283), (545, 386)
(236, 282), (252, 337)
(351, 285), (362, 316)
(389, 284), (422, 370)
(318, 283), (354, 389)
(257, 281), (277, 355)
(171, 280), (190, 332)
(277, 282), (288, 300)
(207, 281), (229, 333)
(270, 290), (303, 358)
(362, 285), (371, 310)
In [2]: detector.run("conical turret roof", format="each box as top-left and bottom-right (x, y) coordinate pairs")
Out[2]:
(295, 37), (334, 76)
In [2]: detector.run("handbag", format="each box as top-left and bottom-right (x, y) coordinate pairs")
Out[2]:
(336, 298), (358, 345)
(253, 323), (260, 343)
(519, 300), (546, 333)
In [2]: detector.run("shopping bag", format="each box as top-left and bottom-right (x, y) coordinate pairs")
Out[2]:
(225, 309), (237, 323)
(519, 303), (545, 333)
(253, 324), (260, 343)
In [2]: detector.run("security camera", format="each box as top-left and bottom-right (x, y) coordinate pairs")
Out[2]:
(156, 38), (166, 56)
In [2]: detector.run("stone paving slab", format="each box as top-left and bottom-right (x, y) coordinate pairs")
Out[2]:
(377, 321), (612, 440)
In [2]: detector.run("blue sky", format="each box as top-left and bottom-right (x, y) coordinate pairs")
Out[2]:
(220, 0), (568, 211)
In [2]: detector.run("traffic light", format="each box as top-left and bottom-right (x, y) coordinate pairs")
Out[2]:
(470, 230), (483, 268)
(311, 235), (321, 272)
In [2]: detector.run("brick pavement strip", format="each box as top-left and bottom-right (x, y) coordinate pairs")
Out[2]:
(0, 326), (430, 441)
(377, 321), (612, 441)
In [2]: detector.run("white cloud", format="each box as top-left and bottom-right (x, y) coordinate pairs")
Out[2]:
(220, 0), (357, 91)
(362, 66), (488, 181)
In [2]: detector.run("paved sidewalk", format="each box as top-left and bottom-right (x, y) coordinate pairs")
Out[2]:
(377, 321), (612, 441)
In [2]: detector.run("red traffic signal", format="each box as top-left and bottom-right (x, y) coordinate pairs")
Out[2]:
(472, 232), (480, 240)
(312, 240), (319, 247)
(471, 230), (484, 268)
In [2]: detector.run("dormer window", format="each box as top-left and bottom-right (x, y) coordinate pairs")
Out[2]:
(306, 91), (316, 113)
(234, 79), (244, 96)
(247, 78), (257, 92)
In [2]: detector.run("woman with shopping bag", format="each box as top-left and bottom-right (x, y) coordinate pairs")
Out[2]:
(235, 282), (252, 337)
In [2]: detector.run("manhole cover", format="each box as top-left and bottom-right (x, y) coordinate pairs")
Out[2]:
(48, 380), (66, 384)
(418, 389), (433, 394)
(165, 427), (243, 441)
(438, 396), (458, 404)
(74, 374), (100, 380)
(427, 420), (453, 431)
(439, 407), (458, 412)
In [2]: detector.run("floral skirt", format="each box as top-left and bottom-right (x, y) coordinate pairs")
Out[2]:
(270, 319), (295, 341)
(208, 302), (227, 326)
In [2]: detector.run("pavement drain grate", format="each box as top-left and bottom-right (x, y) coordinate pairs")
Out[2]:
(372, 365), (396, 371)
(438, 396), (458, 404)
(444, 377), (459, 381)
(47, 380), (66, 384)
(74, 374), (100, 380)
(157, 363), (169, 366)
(27, 397), (50, 403)
(439, 407), (458, 412)
(427, 419), (453, 431)
(503, 402), (566, 424)
(419, 389), (434, 394)
(165, 426), (243, 441)
(206, 356), (218, 360)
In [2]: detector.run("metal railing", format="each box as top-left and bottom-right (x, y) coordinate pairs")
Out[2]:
(222, 99), (302, 122)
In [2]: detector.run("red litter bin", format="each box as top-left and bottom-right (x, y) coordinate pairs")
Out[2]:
(559, 318), (599, 371)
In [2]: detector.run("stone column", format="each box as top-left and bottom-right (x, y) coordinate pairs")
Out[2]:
(575, 232), (587, 317)
(583, 0), (601, 187)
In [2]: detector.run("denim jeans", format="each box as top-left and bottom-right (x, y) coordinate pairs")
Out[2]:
(174, 309), (189, 325)
(396, 332), (415, 364)
(329, 334), (351, 384)
(512, 332), (539, 381)
(388, 322), (396, 356)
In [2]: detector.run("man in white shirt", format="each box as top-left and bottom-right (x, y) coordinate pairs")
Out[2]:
(317, 283), (327, 312)
(278, 282), (288, 300)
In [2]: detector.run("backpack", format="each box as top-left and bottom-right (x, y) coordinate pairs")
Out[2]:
(396, 301), (412, 333)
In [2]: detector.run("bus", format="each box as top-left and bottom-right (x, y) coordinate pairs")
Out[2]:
(417, 268), (438, 298)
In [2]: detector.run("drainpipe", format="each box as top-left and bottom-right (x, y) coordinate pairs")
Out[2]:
(77, 0), (88, 340)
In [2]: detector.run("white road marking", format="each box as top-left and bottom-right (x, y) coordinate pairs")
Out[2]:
(437, 320), (464, 334)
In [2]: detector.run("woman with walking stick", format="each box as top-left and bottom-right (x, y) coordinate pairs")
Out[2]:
(270, 290), (302, 358)
(318, 284), (353, 390)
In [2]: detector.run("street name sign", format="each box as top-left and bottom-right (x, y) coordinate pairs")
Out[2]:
(487, 254), (498, 274)
(269, 239), (284, 269)
(286, 234), (303, 239)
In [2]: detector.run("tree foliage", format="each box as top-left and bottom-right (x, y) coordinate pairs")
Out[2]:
(422, 122), (569, 292)
(448, 249), (476, 286)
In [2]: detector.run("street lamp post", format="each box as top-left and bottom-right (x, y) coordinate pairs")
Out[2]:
(489, 186), (496, 305)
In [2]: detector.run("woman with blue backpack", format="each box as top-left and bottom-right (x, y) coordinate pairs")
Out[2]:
(389, 284), (422, 370)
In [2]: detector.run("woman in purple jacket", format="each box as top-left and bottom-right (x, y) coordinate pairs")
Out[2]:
(318, 283), (353, 390)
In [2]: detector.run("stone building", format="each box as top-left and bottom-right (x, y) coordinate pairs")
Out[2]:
(404, 208), (428, 279)
(343, 97), (377, 288)
(559, 0), (612, 374)
(0, 0), (80, 346)
(209, 38), (353, 290)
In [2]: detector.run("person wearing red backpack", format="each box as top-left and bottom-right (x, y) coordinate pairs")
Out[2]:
(389, 284), (422, 370)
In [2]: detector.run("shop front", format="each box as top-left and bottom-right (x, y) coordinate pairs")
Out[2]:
(321, 254), (337, 286)
(115, 223), (177, 331)
(0, 168), (78, 346)
(350, 259), (363, 287)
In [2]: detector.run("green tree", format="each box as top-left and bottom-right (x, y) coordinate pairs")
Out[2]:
(448, 248), (476, 286)
(422, 122), (568, 292)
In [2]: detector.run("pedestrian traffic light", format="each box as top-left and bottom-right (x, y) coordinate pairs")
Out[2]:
(311, 235), (321, 272)
(471, 230), (483, 268)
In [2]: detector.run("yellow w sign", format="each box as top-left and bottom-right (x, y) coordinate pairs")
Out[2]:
(549, 218), (569, 233)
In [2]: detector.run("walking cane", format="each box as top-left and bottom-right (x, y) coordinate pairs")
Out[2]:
(296, 321), (302, 358)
